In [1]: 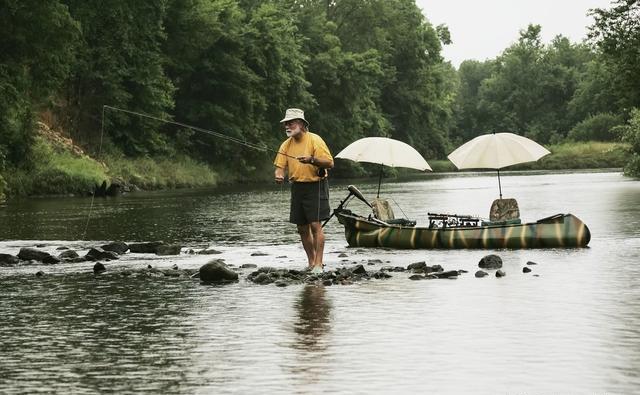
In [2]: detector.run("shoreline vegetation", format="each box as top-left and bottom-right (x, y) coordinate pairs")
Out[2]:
(2, 1), (640, 202)
(0, 125), (631, 201)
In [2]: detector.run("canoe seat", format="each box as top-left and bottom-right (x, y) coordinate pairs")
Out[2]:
(371, 198), (416, 227)
(371, 198), (395, 221)
(489, 198), (520, 222)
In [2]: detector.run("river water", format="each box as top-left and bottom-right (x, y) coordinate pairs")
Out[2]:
(1, 170), (639, 394)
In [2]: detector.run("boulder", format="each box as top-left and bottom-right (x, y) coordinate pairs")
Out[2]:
(426, 264), (444, 274)
(350, 264), (367, 275)
(434, 270), (459, 279)
(197, 248), (223, 255)
(479, 254), (503, 269)
(199, 259), (239, 283)
(156, 244), (182, 256)
(17, 247), (60, 264)
(129, 241), (164, 254)
(101, 241), (129, 254)
(93, 262), (106, 274)
(85, 247), (119, 261)
(407, 261), (427, 272)
(58, 250), (79, 260)
(0, 253), (19, 266)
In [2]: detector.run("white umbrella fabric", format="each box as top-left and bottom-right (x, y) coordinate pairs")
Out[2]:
(336, 137), (431, 197)
(447, 132), (550, 198)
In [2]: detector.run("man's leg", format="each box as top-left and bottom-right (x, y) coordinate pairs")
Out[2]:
(309, 221), (325, 268)
(297, 224), (315, 267)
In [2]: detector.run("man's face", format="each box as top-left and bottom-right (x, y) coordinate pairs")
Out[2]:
(284, 119), (304, 137)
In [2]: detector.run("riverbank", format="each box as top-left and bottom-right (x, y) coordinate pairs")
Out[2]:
(0, 126), (631, 199)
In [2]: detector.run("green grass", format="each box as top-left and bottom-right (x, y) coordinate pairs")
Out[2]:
(4, 136), (108, 196)
(104, 154), (218, 190)
(516, 141), (630, 170)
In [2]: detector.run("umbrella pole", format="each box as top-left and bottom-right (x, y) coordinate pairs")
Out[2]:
(377, 164), (383, 198)
(497, 169), (502, 199)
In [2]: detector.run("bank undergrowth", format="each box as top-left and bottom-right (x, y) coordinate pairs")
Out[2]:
(0, 137), (631, 198)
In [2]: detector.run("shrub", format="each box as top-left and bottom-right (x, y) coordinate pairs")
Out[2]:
(0, 173), (6, 201)
(621, 108), (640, 177)
(568, 112), (624, 142)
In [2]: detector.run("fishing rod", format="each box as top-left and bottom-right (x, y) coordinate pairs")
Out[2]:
(103, 105), (299, 160)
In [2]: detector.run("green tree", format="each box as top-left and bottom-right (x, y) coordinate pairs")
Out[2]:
(620, 108), (640, 176)
(62, 0), (174, 156)
(164, 0), (311, 173)
(0, 0), (79, 166)
(452, 60), (494, 143)
(589, 0), (640, 111)
(475, 25), (590, 143)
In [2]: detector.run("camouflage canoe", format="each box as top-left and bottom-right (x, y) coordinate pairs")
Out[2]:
(335, 210), (591, 249)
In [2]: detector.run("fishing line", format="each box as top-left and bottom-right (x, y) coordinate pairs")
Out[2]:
(102, 105), (298, 160)
(80, 106), (107, 240)
(83, 105), (312, 239)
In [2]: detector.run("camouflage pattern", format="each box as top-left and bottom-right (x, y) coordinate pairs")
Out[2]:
(336, 211), (591, 249)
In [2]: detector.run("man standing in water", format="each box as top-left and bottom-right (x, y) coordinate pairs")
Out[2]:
(274, 108), (333, 274)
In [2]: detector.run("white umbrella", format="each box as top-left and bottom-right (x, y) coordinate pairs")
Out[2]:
(336, 137), (431, 197)
(447, 132), (550, 198)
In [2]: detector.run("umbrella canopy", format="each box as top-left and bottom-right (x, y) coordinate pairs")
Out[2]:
(336, 137), (431, 197)
(447, 132), (550, 198)
(336, 137), (431, 170)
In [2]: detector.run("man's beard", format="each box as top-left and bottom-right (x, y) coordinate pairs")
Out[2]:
(286, 129), (300, 138)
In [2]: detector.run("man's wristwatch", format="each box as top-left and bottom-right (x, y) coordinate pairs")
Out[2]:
(310, 156), (315, 164)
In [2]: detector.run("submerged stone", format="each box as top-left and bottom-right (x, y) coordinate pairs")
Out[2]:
(199, 259), (239, 283)
(17, 247), (60, 264)
(85, 247), (119, 261)
(93, 262), (106, 274)
(101, 241), (129, 254)
(129, 241), (164, 254)
(0, 253), (19, 266)
(479, 254), (503, 269)
(156, 244), (182, 256)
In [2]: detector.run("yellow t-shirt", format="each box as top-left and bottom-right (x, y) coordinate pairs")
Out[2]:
(273, 132), (333, 182)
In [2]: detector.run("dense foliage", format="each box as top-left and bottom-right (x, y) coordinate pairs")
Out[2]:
(1, 0), (640, 196)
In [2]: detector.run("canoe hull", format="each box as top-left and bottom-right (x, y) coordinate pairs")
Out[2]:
(336, 212), (591, 249)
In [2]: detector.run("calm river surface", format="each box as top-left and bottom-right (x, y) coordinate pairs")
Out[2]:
(1, 170), (639, 394)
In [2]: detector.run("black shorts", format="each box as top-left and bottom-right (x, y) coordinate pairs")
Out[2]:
(290, 179), (330, 225)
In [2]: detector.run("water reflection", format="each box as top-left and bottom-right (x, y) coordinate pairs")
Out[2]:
(293, 285), (332, 351)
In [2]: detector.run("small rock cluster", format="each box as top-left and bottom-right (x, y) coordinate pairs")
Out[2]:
(0, 241), (184, 267)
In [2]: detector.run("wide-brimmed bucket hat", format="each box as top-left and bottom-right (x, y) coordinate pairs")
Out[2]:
(280, 108), (309, 126)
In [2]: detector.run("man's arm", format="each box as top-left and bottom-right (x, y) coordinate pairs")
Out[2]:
(275, 166), (285, 183)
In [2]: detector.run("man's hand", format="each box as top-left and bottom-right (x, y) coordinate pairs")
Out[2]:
(297, 156), (314, 164)
(275, 167), (285, 184)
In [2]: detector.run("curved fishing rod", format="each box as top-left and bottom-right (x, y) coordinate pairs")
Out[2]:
(102, 105), (299, 160)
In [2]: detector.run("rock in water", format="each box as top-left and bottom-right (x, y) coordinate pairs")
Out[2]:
(156, 244), (182, 256)
(199, 259), (239, 283)
(17, 247), (60, 264)
(85, 247), (119, 261)
(475, 270), (489, 278)
(479, 254), (503, 269)
(129, 241), (164, 254)
(101, 241), (129, 254)
(0, 253), (19, 266)
(93, 262), (106, 274)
